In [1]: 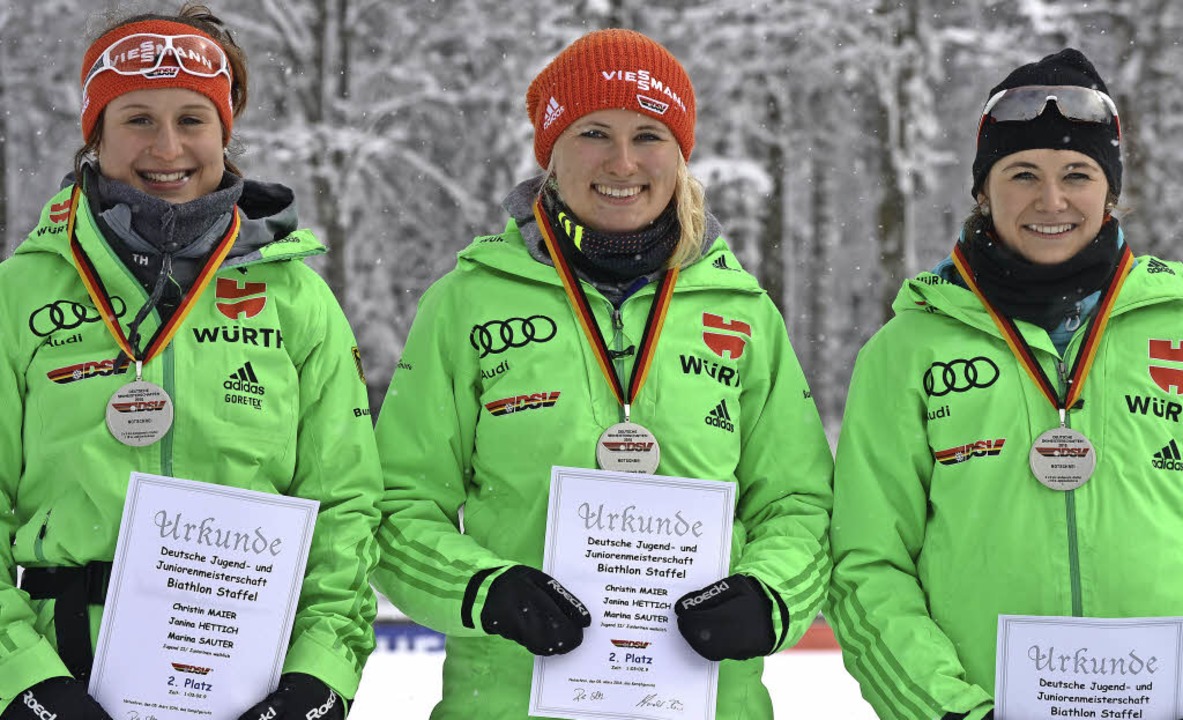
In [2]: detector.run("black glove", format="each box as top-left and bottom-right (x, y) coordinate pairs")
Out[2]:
(674, 573), (776, 661)
(480, 565), (590, 656)
(0, 677), (112, 720)
(235, 673), (342, 720)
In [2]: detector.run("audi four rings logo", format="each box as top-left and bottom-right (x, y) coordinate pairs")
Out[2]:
(923, 357), (1000, 396)
(469, 315), (557, 358)
(28, 297), (127, 337)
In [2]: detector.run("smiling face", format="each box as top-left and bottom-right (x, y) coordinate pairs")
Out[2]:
(97, 87), (226, 204)
(980, 148), (1110, 264)
(550, 108), (680, 233)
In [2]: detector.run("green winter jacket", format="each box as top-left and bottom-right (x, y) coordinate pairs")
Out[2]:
(372, 206), (834, 719)
(828, 252), (1183, 720)
(0, 185), (381, 709)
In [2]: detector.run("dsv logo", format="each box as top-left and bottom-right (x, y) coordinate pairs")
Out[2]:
(923, 357), (1000, 396)
(28, 297), (127, 337)
(470, 315), (557, 358)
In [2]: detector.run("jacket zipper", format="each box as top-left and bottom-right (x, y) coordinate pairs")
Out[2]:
(1057, 358), (1084, 617)
(610, 307), (626, 422)
(34, 510), (51, 563)
(161, 342), (176, 476)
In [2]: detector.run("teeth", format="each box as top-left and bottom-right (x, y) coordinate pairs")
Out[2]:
(1027, 223), (1074, 234)
(595, 185), (641, 198)
(142, 171), (188, 183)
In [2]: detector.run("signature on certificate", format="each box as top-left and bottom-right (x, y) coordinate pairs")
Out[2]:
(573, 687), (604, 702)
(127, 712), (159, 720)
(636, 693), (684, 711)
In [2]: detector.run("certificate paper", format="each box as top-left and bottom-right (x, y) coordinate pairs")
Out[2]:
(996, 615), (1183, 720)
(529, 466), (735, 720)
(90, 472), (318, 720)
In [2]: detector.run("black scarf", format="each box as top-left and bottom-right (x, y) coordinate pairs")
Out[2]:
(962, 216), (1122, 331)
(540, 185), (678, 283)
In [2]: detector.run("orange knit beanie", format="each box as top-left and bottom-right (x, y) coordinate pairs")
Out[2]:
(80, 19), (234, 144)
(526, 29), (696, 168)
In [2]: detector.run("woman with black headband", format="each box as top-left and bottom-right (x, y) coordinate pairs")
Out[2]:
(0, 4), (379, 720)
(828, 48), (1183, 719)
(371, 28), (833, 719)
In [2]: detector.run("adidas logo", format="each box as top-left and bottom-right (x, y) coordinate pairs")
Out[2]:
(1152, 439), (1183, 470)
(542, 96), (565, 130)
(1147, 258), (1175, 275)
(704, 400), (734, 432)
(712, 256), (739, 271)
(223, 361), (265, 409)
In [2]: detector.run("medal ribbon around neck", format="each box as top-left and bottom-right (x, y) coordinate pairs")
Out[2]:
(533, 198), (677, 419)
(952, 242), (1134, 416)
(66, 185), (242, 369)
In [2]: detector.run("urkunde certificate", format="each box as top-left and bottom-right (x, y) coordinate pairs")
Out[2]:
(529, 466), (735, 720)
(90, 472), (318, 720)
(995, 615), (1183, 720)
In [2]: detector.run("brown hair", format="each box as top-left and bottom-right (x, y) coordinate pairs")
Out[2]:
(73, 2), (249, 179)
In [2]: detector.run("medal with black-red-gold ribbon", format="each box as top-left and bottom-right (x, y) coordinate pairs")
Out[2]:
(65, 185), (241, 446)
(953, 243), (1134, 491)
(533, 198), (677, 474)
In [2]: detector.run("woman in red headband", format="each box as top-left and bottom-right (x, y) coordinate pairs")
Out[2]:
(0, 5), (380, 720)
(371, 28), (834, 719)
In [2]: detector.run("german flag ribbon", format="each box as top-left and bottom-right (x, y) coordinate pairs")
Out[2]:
(533, 198), (677, 417)
(952, 242), (1134, 414)
(67, 184), (241, 368)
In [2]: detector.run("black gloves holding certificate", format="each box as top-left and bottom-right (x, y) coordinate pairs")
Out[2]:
(675, 573), (777, 661)
(480, 565), (591, 656)
(235, 673), (342, 720)
(0, 678), (112, 720)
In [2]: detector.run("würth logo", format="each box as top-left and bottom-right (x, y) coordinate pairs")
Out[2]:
(934, 439), (1005, 466)
(49, 200), (71, 224)
(1153, 439), (1183, 471)
(702, 313), (751, 360)
(485, 391), (560, 416)
(542, 96), (565, 129)
(704, 400), (734, 432)
(215, 278), (267, 319)
(1149, 340), (1183, 394)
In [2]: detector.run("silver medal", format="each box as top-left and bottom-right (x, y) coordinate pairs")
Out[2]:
(596, 422), (661, 474)
(1029, 427), (1096, 491)
(106, 380), (174, 446)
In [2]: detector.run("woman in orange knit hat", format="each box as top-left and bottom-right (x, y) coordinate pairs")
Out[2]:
(372, 28), (833, 718)
(0, 5), (380, 720)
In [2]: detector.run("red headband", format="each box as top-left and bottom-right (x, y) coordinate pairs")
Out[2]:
(80, 19), (234, 144)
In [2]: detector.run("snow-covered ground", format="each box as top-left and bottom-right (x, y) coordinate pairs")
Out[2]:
(350, 618), (877, 719)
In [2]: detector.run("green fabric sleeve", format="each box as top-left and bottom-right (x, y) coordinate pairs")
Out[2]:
(280, 269), (381, 699)
(0, 261), (72, 708)
(730, 295), (834, 653)
(371, 273), (510, 637)
(827, 329), (992, 719)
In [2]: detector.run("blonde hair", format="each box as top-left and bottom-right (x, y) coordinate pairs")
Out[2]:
(667, 156), (708, 268)
(540, 154), (709, 270)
